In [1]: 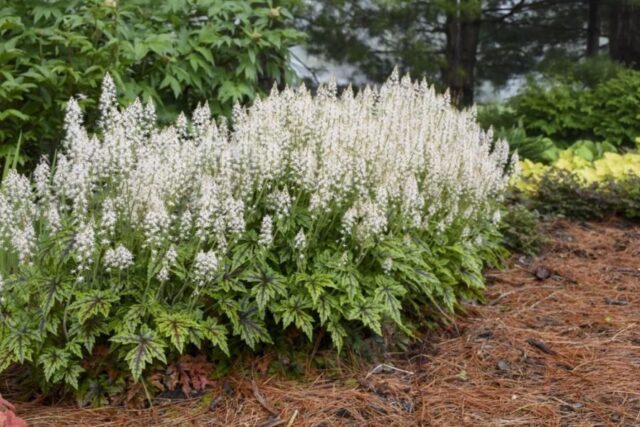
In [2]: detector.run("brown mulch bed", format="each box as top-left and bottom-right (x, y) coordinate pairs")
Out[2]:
(6, 219), (640, 426)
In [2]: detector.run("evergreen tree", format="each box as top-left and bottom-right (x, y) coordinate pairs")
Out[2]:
(298, 0), (592, 105)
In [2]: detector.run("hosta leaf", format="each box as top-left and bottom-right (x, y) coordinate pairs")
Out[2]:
(111, 325), (167, 381)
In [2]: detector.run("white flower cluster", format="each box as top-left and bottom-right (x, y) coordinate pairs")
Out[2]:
(157, 245), (177, 282)
(73, 221), (96, 272)
(0, 70), (515, 280)
(104, 244), (134, 271)
(193, 250), (218, 286)
(294, 228), (306, 249)
(258, 215), (274, 247)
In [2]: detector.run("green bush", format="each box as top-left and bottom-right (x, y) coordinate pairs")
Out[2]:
(492, 122), (560, 164)
(504, 70), (640, 147)
(0, 73), (513, 397)
(0, 0), (302, 166)
(524, 169), (640, 220)
(479, 56), (640, 151)
(499, 203), (545, 256)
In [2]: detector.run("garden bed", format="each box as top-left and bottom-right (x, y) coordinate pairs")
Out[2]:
(5, 218), (640, 426)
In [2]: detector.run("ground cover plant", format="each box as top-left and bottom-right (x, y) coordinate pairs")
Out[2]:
(0, 72), (515, 398)
(513, 143), (640, 220)
(0, 0), (302, 167)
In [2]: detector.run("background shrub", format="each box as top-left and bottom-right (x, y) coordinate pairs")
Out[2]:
(516, 168), (640, 221)
(479, 58), (640, 157)
(503, 70), (640, 147)
(0, 0), (302, 167)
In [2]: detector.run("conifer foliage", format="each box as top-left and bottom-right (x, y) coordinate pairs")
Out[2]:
(0, 72), (515, 393)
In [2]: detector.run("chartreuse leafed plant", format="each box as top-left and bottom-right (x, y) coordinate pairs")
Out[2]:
(0, 71), (515, 395)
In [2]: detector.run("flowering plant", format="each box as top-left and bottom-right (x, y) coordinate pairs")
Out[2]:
(0, 71), (514, 392)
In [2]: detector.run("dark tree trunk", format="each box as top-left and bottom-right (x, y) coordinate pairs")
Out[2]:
(441, 0), (481, 107)
(586, 0), (601, 56)
(608, 0), (640, 68)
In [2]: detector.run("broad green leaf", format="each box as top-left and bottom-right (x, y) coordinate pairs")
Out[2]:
(111, 325), (167, 381)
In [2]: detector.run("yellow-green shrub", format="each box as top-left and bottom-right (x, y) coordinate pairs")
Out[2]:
(512, 142), (640, 220)
(514, 145), (640, 192)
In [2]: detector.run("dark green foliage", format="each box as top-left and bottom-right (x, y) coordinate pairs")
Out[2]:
(538, 55), (628, 89)
(492, 123), (560, 164)
(524, 169), (640, 220)
(486, 67), (640, 147)
(499, 203), (545, 256)
(0, 0), (302, 166)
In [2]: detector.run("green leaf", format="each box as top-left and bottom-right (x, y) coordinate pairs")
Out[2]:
(201, 317), (229, 356)
(348, 300), (383, 336)
(68, 317), (110, 353)
(373, 275), (406, 325)
(3, 321), (39, 363)
(145, 34), (174, 55)
(69, 290), (118, 324)
(233, 304), (272, 349)
(111, 325), (167, 381)
(248, 269), (287, 312)
(38, 347), (70, 382)
(297, 273), (333, 305)
(315, 293), (339, 325)
(337, 272), (360, 301)
(275, 295), (314, 340)
(326, 320), (347, 353)
(156, 312), (199, 353)
(64, 364), (84, 389)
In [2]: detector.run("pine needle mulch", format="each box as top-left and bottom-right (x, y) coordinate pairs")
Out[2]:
(6, 218), (640, 426)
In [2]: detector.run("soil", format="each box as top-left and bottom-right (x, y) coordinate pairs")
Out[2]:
(5, 218), (640, 426)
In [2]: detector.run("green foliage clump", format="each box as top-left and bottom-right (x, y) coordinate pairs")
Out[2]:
(492, 69), (640, 147)
(521, 169), (640, 220)
(0, 0), (302, 166)
(0, 74), (513, 398)
(499, 203), (545, 256)
(492, 122), (560, 164)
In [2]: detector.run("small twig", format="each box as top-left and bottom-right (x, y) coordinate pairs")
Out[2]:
(608, 323), (637, 343)
(251, 380), (279, 416)
(604, 297), (629, 306)
(364, 364), (414, 380)
(286, 409), (299, 427)
(306, 327), (325, 373)
(527, 338), (557, 355)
